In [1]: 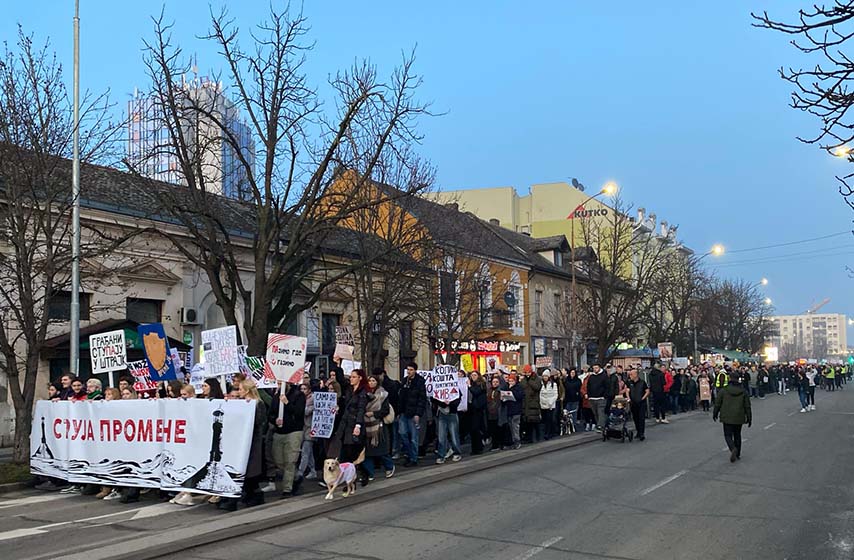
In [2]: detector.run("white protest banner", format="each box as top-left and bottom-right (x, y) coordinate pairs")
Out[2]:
(417, 370), (434, 398)
(189, 364), (206, 395)
(265, 334), (308, 383)
(237, 345), (277, 390)
(309, 391), (338, 439)
(335, 325), (355, 346)
(30, 399), (255, 497)
(201, 326), (240, 376)
(89, 330), (127, 374)
(428, 365), (460, 404)
(456, 375), (469, 412)
(128, 360), (158, 394)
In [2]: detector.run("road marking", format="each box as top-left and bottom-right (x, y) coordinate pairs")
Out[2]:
(512, 536), (564, 560)
(764, 423), (776, 430)
(0, 494), (70, 509)
(787, 411), (796, 417)
(640, 470), (687, 496)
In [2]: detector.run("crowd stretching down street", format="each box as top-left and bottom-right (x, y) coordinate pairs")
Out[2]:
(31, 357), (852, 510)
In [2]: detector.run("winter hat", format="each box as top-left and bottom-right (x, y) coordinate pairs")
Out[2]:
(542, 369), (551, 377)
(522, 364), (533, 374)
(508, 373), (518, 382)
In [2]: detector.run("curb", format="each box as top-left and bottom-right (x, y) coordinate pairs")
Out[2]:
(49, 432), (602, 560)
(0, 481), (30, 495)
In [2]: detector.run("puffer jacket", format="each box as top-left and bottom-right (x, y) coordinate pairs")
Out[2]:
(520, 374), (543, 422)
(713, 383), (752, 425)
(539, 381), (559, 410)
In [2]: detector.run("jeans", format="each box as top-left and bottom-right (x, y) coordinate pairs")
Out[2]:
(436, 413), (462, 457)
(271, 431), (303, 492)
(723, 423), (743, 457)
(669, 393), (680, 414)
(362, 454), (394, 477)
(590, 398), (607, 429)
(508, 415), (521, 445)
(541, 408), (557, 439)
(398, 416), (420, 463)
(297, 437), (314, 477)
(777, 379), (786, 394)
(798, 388), (809, 409)
(807, 386), (816, 405)
(750, 387), (758, 398)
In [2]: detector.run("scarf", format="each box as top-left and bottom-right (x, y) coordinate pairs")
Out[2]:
(365, 387), (387, 448)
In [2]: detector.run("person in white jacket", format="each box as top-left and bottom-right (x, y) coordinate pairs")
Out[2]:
(539, 370), (560, 440)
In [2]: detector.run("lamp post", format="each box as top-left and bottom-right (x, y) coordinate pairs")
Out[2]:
(568, 181), (617, 368)
(70, 0), (82, 376)
(691, 244), (725, 363)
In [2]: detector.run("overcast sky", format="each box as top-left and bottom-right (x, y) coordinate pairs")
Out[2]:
(4, 1), (852, 344)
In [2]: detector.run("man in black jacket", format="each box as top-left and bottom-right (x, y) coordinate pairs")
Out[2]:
(585, 364), (609, 431)
(269, 382), (305, 497)
(398, 362), (427, 467)
(375, 366), (402, 458)
(626, 368), (650, 441)
(648, 363), (668, 424)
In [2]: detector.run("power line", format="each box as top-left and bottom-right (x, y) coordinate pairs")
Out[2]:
(727, 231), (851, 254)
(711, 247), (854, 268)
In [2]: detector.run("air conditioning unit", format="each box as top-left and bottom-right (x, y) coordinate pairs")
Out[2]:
(181, 307), (200, 325)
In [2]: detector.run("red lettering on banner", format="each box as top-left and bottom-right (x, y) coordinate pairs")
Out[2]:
(174, 419), (186, 444)
(71, 419), (82, 440)
(155, 419), (163, 443)
(64, 419), (71, 439)
(85, 420), (94, 441)
(100, 420), (110, 441)
(123, 419), (136, 441)
(160, 419), (173, 443)
(138, 419), (153, 442)
(53, 418), (62, 439)
(112, 419), (122, 440)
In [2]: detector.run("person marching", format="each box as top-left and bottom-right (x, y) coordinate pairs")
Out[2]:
(713, 372), (752, 463)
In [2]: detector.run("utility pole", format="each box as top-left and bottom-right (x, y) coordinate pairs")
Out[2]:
(70, 0), (81, 375)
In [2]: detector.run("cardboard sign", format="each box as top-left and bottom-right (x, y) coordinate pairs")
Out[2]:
(137, 323), (178, 382)
(201, 326), (240, 376)
(341, 359), (361, 377)
(456, 374), (469, 412)
(657, 342), (674, 360)
(334, 343), (355, 361)
(128, 360), (159, 393)
(89, 330), (127, 374)
(265, 334), (308, 383)
(309, 391), (338, 439)
(237, 345), (278, 390)
(189, 363), (207, 395)
(535, 356), (553, 369)
(427, 365), (460, 404)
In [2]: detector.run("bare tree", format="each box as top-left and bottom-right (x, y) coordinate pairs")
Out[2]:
(694, 278), (773, 354)
(575, 196), (672, 363)
(0, 29), (119, 461)
(129, 6), (432, 355)
(753, 6), (854, 214)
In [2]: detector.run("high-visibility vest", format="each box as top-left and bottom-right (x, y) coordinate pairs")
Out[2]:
(715, 371), (728, 388)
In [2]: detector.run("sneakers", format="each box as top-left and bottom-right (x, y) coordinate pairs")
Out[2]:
(660, 419), (670, 424)
(103, 489), (122, 501)
(451, 454), (462, 462)
(800, 408), (806, 413)
(95, 487), (111, 499)
(391, 453), (401, 460)
(385, 466), (395, 479)
(435, 457), (445, 464)
(810, 404), (816, 411)
(513, 442), (522, 450)
(60, 485), (82, 494)
(259, 481), (277, 493)
(444, 448), (454, 460)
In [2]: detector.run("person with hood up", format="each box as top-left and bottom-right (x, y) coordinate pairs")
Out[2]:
(713, 372), (752, 463)
(519, 364), (542, 443)
(539, 370), (559, 440)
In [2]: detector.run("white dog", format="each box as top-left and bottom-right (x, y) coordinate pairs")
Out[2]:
(323, 449), (365, 500)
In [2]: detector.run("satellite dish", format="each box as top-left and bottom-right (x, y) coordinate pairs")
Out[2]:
(571, 177), (585, 192)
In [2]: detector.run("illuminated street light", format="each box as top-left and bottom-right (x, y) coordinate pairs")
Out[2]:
(832, 145), (853, 157)
(764, 297), (773, 306)
(602, 182), (618, 196)
(760, 277), (769, 286)
(711, 244), (725, 257)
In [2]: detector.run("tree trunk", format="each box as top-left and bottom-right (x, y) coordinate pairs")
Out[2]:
(12, 409), (32, 464)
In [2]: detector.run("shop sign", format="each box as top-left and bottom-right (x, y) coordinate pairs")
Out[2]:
(433, 338), (522, 354)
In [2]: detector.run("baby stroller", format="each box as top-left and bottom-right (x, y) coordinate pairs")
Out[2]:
(603, 398), (634, 443)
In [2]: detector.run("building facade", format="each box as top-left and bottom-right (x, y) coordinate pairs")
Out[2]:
(766, 313), (849, 361)
(127, 77), (256, 200)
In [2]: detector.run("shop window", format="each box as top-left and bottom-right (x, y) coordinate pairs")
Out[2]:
(127, 298), (162, 324)
(48, 291), (91, 321)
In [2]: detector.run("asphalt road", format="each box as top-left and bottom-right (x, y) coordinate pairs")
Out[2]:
(163, 388), (854, 560)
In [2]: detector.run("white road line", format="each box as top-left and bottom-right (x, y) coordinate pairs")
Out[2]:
(764, 423), (777, 430)
(787, 411), (796, 417)
(512, 536), (564, 560)
(0, 494), (71, 509)
(640, 470), (687, 496)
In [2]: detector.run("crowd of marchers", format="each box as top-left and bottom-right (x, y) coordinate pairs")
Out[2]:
(31, 358), (851, 511)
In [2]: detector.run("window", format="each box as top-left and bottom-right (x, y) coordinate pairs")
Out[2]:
(535, 290), (543, 321)
(321, 313), (341, 357)
(554, 251), (563, 267)
(127, 298), (162, 324)
(439, 271), (457, 311)
(48, 291), (90, 321)
(554, 293), (562, 317)
(399, 321), (414, 356)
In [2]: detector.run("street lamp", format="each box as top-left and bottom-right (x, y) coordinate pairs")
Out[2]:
(764, 297), (773, 306)
(568, 182), (619, 367)
(832, 145), (852, 158)
(760, 277), (769, 286)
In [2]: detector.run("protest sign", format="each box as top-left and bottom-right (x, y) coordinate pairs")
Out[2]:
(457, 374), (469, 412)
(334, 343), (354, 361)
(417, 370), (434, 398)
(535, 356), (553, 369)
(30, 399), (255, 497)
(335, 326), (355, 346)
(128, 360), (158, 394)
(189, 363), (206, 395)
(137, 323), (178, 382)
(341, 359), (361, 377)
(309, 392), (338, 439)
(657, 342), (674, 360)
(265, 334), (308, 383)
(201, 326), (240, 376)
(89, 330), (127, 375)
(460, 354), (474, 373)
(427, 365), (460, 404)
(237, 345), (278, 389)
